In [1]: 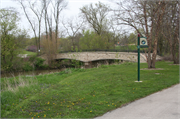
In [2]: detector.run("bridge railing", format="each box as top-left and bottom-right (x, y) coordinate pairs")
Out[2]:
(59, 49), (156, 54)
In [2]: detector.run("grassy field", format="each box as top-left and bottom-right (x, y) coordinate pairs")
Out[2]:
(20, 49), (37, 56)
(1, 61), (179, 118)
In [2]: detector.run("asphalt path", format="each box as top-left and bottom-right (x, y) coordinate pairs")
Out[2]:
(95, 84), (180, 119)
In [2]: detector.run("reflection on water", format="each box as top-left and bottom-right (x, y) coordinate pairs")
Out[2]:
(1, 69), (65, 78)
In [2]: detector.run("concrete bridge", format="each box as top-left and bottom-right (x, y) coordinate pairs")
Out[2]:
(40, 52), (162, 66)
(56, 52), (145, 62)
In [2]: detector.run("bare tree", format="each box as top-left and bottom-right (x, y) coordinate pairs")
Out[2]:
(18, 0), (67, 53)
(80, 1), (109, 36)
(62, 16), (84, 51)
(52, 0), (67, 51)
(18, 0), (46, 54)
(161, 1), (179, 64)
(42, 0), (51, 39)
(114, 0), (167, 68)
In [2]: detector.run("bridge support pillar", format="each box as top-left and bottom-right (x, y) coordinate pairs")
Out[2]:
(85, 62), (89, 65)
(84, 62), (92, 68)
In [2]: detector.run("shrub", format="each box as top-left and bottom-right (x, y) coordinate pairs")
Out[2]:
(28, 55), (48, 70)
(23, 62), (34, 71)
(26, 45), (37, 52)
(34, 57), (48, 69)
(161, 55), (173, 61)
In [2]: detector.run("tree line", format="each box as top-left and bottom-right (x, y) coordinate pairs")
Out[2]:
(0, 0), (179, 72)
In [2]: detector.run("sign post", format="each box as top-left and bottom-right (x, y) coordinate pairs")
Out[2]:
(137, 34), (140, 82)
(136, 34), (148, 82)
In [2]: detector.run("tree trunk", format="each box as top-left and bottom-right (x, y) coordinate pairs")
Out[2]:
(149, 2), (166, 68)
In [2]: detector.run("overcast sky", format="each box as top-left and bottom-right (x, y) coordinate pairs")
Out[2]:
(1, 0), (129, 37)
(1, 0), (116, 36)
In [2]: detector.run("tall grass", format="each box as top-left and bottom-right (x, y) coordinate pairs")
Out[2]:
(1, 74), (37, 92)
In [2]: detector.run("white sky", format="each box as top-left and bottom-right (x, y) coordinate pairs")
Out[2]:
(0, 0), (130, 37)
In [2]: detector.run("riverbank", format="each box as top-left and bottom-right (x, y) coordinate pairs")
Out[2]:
(1, 61), (179, 118)
(1, 69), (65, 78)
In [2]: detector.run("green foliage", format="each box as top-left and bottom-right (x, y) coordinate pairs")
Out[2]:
(59, 38), (72, 51)
(25, 37), (37, 46)
(49, 60), (61, 69)
(80, 2), (109, 35)
(100, 64), (109, 68)
(34, 57), (47, 69)
(23, 62), (34, 71)
(28, 55), (48, 70)
(1, 34), (19, 71)
(71, 60), (83, 68)
(79, 30), (114, 50)
(115, 45), (145, 52)
(0, 8), (28, 71)
(128, 33), (136, 44)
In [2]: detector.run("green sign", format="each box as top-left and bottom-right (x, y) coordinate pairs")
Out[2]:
(140, 37), (148, 47)
(137, 35), (148, 82)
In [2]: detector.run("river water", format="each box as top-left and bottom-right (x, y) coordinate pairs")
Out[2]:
(1, 59), (121, 78)
(1, 69), (65, 78)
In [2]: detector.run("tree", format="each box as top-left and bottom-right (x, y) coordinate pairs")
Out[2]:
(15, 29), (30, 49)
(62, 16), (84, 51)
(114, 0), (167, 68)
(17, 0), (46, 53)
(0, 8), (26, 71)
(79, 30), (114, 51)
(80, 2), (109, 36)
(42, 0), (67, 49)
(128, 33), (136, 44)
(18, 0), (67, 53)
(41, 32), (58, 65)
(161, 1), (179, 64)
(53, 0), (68, 51)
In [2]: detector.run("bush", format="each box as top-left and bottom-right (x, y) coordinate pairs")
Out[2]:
(26, 45), (37, 52)
(161, 55), (173, 61)
(23, 62), (34, 71)
(34, 57), (48, 69)
(1, 57), (24, 72)
(28, 56), (48, 70)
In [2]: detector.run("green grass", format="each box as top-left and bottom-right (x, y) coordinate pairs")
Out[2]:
(20, 49), (37, 56)
(1, 61), (179, 118)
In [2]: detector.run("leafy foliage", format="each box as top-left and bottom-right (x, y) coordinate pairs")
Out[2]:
(80, 2), (109, 35)
(22, 62), (34, 71)
(79, 30), (114, 50)
(0, 8), (20, 71)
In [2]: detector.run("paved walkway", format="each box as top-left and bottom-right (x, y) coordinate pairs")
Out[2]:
(95, 84), (180, 119)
